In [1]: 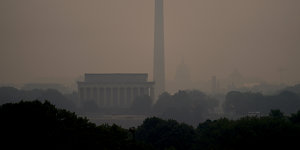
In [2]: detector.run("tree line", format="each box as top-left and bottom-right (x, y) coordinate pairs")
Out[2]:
(1, 84), (300, 126)
(223, 89), (300, 116)
(133, 85), (300, 125)
(1, 100), (300, 149)
(0, 86), (77, 111)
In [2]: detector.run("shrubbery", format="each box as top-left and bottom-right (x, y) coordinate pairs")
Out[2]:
(1, 101), (300, 149)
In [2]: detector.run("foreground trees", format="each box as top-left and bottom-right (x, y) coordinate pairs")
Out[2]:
(136, 109), (300, 150)
(0, 101), (146, 149)
(1, 101), (300, 149)
(136, 117), (197, 150)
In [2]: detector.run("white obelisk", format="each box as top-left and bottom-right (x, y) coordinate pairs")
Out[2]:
(153, 0), (165, 101)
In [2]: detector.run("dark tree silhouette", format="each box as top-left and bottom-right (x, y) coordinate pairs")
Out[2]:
(136, 117), (196, 150)
(0, 100), (148, 149)
(269, 109), (284, 118)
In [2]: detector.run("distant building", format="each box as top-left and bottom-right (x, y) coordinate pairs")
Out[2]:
(77, 73), (154, 108)
(77, 0), (164, 106)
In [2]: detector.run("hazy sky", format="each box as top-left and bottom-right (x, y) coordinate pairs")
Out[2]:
(1, 0), (300, 86)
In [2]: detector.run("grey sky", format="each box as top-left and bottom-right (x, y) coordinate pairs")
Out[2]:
(1, 0), (300, 86)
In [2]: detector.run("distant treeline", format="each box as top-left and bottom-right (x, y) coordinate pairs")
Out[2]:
(0, 86), (77, 111)
(150, 90), (219, 125)
(224, 90), (300, 116)
(1, 101), (300, 149)
(0, 101), (145, 149)
(1, 84), (300, 126)
(136, 84), (300, 124)
(223, 84), (300, 117)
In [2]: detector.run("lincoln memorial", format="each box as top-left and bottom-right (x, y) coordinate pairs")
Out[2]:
(78, 73), (154, 108)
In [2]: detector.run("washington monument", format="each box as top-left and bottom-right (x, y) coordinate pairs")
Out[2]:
(153, 0), (165, 101)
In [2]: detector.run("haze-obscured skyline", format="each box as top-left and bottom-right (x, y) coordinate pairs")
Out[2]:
(1, 0), (300, 86)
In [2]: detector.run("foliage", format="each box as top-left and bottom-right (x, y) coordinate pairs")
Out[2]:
(196, 114), (300, 150)
(0, 100), (147, 149)
(0, 86), (76, 110)
(136, 117), (196, 150)
(136, 113), (300, 150)
(131, 95), (152, 114)
(223, 90), (300, 116)
(2, 86), (300, 149)
(153, 90), (219, 125)
(2, 100), (300, 149)
(269, 109), (284, 118)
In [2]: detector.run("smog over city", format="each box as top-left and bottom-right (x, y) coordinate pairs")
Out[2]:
(1, 0), (300, 149)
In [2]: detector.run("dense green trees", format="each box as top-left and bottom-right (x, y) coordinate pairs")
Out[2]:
(0, 101), (145, 149)
(223, 90), (300, 116)
(153, 90), (219, 125)
(2, 85), (300, 149)
(136, 112), (300, 150)
(1, 100), (300, 149)
(136, 117), (196, 150)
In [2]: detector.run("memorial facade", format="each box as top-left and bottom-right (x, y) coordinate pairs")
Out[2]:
(78, 73), (154, 107)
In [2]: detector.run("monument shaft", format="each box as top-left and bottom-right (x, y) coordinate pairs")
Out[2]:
(154, 0), (165, 100)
